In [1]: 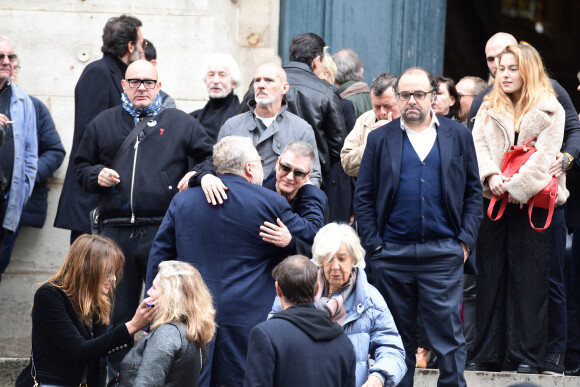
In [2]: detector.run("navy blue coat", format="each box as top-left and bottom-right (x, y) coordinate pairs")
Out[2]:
(146, 174), (324, 387)
(244, 304), (356, 387)
(55, 54), (126, 232)
(354, 117), (483, 265)
(19, 97), (65, 228)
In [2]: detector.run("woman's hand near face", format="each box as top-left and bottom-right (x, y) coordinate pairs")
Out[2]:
(125, 298), (156, 335)
(488, 174), (509, 196)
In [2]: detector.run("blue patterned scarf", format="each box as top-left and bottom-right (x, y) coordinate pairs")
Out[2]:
(121, 92), (163, 125)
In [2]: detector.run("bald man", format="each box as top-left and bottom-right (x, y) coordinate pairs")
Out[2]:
(217, 63), (321, 186)
(74, 59), (214, 376)
(466, 33), (580, 375)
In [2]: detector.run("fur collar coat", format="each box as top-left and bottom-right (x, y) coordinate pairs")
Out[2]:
(473, 93), (568, 205)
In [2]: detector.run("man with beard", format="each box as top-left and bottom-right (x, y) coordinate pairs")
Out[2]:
(354, 67), (482, 387)
(55, 15), (145, 243)
(217, 63), (321, 186)
(190, 53), (241, 142)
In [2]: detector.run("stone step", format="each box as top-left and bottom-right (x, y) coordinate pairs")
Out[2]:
(1, 358), (578, 386)
(416, 368), (579, 386)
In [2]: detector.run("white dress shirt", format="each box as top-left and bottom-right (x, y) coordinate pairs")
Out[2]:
(400, 110), (440, 161)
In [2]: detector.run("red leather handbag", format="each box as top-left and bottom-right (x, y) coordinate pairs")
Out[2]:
(487, 138), (557, 232)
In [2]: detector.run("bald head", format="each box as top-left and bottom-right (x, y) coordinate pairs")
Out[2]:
(253, 63), (289, 116)
(122, 60), (161, 109)
(485, 32), (518, 77)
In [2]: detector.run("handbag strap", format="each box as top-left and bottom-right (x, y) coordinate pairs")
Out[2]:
(111, 108), (166, 169)
(528, 187), (557, 232)
(487, 193), (508, 221)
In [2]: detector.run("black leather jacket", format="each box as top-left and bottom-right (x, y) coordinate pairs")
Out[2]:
(240, 61), (347, 172)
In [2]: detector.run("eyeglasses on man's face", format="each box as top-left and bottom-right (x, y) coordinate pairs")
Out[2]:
(397, 90), (432, 101)
(0, 53), (17, 62)
(278, 162), (310, 179)
(126, 79), (157, 89)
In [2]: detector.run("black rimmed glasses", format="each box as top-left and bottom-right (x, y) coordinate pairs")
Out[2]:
(126, 79), (157, 89)
(278, 162), (310, 179)
(0, 53), (17, 62)
(397, 90), (432, 101)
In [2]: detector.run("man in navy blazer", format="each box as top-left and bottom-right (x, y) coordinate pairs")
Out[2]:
(146, 136), (324, 387)
(354, 67), (483, 387)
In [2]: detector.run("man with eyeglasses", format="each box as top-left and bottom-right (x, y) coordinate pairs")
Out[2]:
(260, 141), (327, 257)
(454, 76), (486, 125)
(354, 67), (482, 387)
(0, 37), (38, 281)
(146, 136), (323, 387)
(55, 14), (146, 245)
(74, 59), (214, 378)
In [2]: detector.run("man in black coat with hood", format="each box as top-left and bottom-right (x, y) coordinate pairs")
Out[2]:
(244, 255), (355, 387)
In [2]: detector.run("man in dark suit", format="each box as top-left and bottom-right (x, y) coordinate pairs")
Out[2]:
(354, 67), (483, 387)
(55, 14), (144, 243)
(244, 255), (356, 387)
(146, 136), (324, 387)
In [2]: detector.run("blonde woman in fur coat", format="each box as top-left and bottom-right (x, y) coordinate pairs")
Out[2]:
(469, 44), (567, 375)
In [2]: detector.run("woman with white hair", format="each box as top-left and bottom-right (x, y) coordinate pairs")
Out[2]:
(118, 261), (216, 386)
(270, 223), (406, 387)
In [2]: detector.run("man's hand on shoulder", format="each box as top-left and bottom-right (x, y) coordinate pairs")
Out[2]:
(201, 174), (228, 205)
(259, 218), (291, 247)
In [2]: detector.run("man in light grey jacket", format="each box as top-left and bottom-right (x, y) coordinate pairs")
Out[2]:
(218, 63), (321, 187)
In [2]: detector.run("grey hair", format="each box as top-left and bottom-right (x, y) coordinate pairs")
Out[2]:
(332, 48), (363, 85)
(203, 53), (242, 94)
(371, 73), (397, 96)
(281, 141), (315, 170)
(459, 76), (487, 96)
(213, 136), (257, 175)
(312, 223), (366, 269)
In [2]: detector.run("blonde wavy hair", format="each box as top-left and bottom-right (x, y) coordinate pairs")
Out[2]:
(43, 234), (125, 325)
(484, 44), (554, 132)
(150, 261), (216, 347)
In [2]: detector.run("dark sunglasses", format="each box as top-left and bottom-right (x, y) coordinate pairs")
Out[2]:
(0, 53), (17, 62)
(278, 162), (310, 179)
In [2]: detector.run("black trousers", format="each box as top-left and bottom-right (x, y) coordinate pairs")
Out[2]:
(472, 199), (552, 369)
(103, 223), (160, 378)
(547, 206), (567, 353)
(371, 238), (466, 387)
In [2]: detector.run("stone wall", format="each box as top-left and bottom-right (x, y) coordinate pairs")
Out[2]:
(0, 0), (280, 357)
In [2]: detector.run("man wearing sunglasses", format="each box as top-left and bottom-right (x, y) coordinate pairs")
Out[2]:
(355, 67), (482, 387)
(74, 59), (214, 377)
(55, 14), (145, 244)
(0, 38), (38, 280)
(260, 141), (327, 256)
